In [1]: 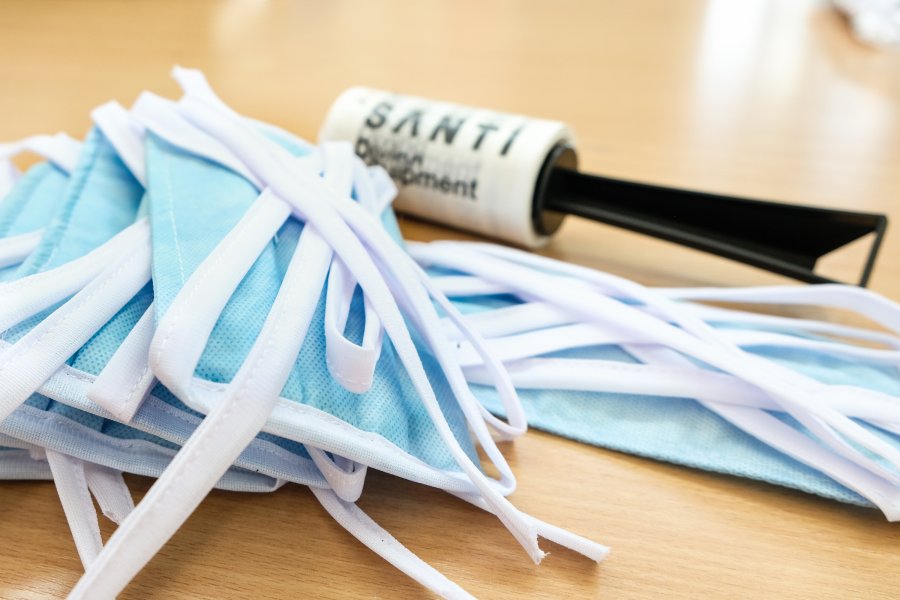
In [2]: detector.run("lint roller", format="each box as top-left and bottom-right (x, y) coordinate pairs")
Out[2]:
(319, 88), (887, 286)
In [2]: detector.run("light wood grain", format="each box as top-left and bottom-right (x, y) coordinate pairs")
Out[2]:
(0, 1), (898, 598)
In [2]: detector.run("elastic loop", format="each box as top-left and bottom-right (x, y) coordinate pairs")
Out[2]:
(88, 302), (156, 423)
(92, 101), (147, 186)
(0, 235), (151, 423)
(307, 446), (367, 503)
(322, 142), (383, 393)
(0, 229), (44, 270)
(46, 450), (103, 569)
(0, 133), (82, 174)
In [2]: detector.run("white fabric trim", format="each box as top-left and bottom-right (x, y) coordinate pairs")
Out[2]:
(88, 302), (156, 423)
(0, 219), (149, 333)
(0, 132), (82, 174)
(92, 102), (147, 187)
(0, 229), (44, 270)
(307, 447), (367, 503)
(46, 450), (104, 569)
(311, 487), (475, 600)
(83, 461), (135, 524)
(0, 234), (151, 423)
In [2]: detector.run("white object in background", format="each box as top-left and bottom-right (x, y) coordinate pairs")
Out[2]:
(835, 0), (900, 48)
(319, 87), (574, 248)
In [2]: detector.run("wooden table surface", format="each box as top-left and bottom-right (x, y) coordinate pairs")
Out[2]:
(1, 1), (899, 598)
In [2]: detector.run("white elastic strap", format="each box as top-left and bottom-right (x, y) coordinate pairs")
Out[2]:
(416, 268), (528, 440)
(173, 79), (542, 559)
(452, 318), (900, 370)
(324, 256), (384, 393)
(729, 328), (900, 364)
(88, 303), (157, 423)
(149, 190), (290, 399)
(452, 242), (734, 350)
(662, 284), (900, 337)
(0, 238), (151, 423)
(450, 490), (610, 562)
(796, 404), (900, 486)
(322, 142), (383, 393)
(310, 486), (475, 600)
(412, 244), (826, 415)
(474, 242), (900, 467)
(431, 275), (510, 298)
(463, 357), (900, 425)
(314, 146), (375, 496)
(461, 246), (896, 409)
(92, 101), (147, 187)
(132, 91), (324, 187)
(83, 462), (135, 524)
(366, 164), (398, 215)
(440, 301), (573, 341)
(682, 302), (900, 348)
(0, 132), (83, 174)
(0, 229), (44, 270)
(352, 160), (386, 214)
(0, 219), (150, 333)
(306, 446), (367, 503)
(434, 277), (900, 351)
(46, 450), (103, 569)
(72, 195), (333, 599)
(704, 338), (900, 485)
(132, 92), (263, 187)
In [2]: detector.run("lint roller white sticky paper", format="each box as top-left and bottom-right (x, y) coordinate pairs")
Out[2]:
(320, 87), (575, 248)
(319, 87), (887, 286)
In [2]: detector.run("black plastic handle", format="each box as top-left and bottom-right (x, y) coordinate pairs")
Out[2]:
(542, 166), (888, 287)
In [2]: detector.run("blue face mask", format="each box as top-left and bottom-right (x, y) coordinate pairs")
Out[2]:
(0, 105), (494, 596)
(63, 70), (607, 600)
(411, 241), (900, 520)
(0, 121), (311, 568)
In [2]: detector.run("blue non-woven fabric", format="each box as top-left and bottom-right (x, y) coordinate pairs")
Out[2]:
(0, 162), (69, 238)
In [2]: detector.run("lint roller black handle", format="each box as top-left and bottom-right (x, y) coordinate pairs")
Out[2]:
(320, 88), (887, 287)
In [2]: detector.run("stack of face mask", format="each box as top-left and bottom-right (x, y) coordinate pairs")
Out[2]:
(0, 68), (610, 599)
(0, 67), (897, 599)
